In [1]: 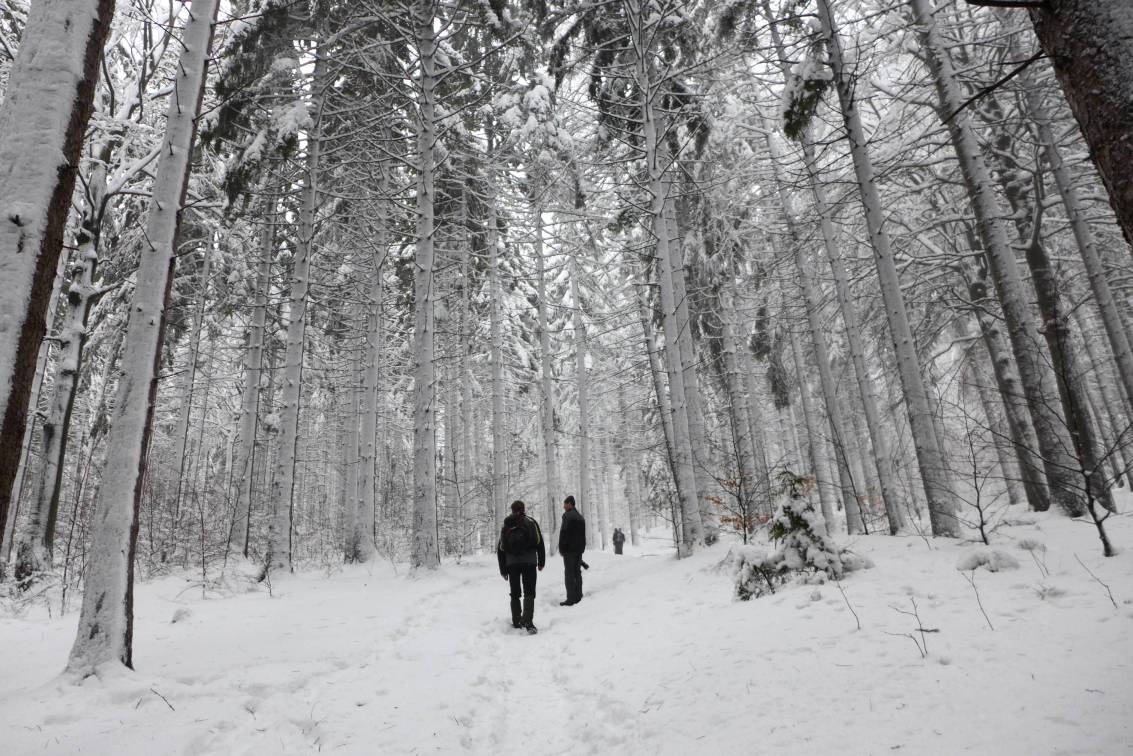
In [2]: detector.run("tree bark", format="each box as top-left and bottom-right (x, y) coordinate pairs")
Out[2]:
(910, 0), (1084, 517)
(1026, 0), (1133, 251)
(817, 0), (958, 536)
(0, 0), (115, 552)
(410, 0), (439, 569)
(66, 0), (218, 676)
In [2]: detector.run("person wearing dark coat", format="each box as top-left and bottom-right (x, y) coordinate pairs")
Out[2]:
(558, 494), (586, 605)
(613, 527), (626, 555)
(497, 500), (546, 634)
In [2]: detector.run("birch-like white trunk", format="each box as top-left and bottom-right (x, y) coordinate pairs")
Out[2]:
(909, 0), (1082, 516)
(0, 0), (115, 549)
(66, 0), (218, 676)
(410, 0), (439, 569)
(817, 0), (957, 536)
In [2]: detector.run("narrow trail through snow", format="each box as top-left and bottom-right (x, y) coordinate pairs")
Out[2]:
(3, 516), (1133, 755)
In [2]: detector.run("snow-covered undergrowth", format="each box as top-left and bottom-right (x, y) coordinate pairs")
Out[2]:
(2, 511), (1132, 755)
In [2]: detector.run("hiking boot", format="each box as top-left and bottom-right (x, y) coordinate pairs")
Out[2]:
(522, 595), (535, 628)
(525, 623), (538, 635)
(559, 600), (575, 606)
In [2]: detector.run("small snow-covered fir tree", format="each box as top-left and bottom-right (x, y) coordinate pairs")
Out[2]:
(732, 472), (869, 600)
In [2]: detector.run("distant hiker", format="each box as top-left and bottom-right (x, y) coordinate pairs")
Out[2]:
(559, 494), (586, 606)
(497, 500), (546, 634)
(613, 527), (625, 555)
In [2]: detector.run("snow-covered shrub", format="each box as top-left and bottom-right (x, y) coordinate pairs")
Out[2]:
(731, 498), (870, 600)
(956, 547), (1020, 573)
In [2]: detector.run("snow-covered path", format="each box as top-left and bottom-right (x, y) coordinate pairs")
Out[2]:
(3, 514), (1133, 755)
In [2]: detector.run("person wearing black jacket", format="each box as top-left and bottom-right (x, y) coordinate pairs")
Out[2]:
(497, 500), (546, 634)
(558, 494), (586, 606)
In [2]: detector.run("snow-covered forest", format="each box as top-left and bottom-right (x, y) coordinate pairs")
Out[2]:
(2, 0), (1133, 752)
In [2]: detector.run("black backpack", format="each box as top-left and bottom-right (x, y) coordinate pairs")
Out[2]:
(502, 518), (537, 554)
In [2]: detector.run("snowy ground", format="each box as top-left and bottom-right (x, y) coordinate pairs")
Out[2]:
(2, 511), (1132, 755)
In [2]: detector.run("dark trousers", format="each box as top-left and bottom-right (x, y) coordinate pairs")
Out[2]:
(614, 543), (623, 554)
(508, 563), (537, 599)
(562, 552), (583, 602)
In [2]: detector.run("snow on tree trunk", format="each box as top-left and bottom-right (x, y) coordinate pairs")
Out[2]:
(65, 0), (218, 676)
(265, 42), (327, 577)
(631, 3), (702, 554)
(14, 166), (109, 584)
(229, 215), (272, 558)
(409, 0), (439, 569)
(1027, 0), (1133, 250)
(534, 204), (560, 553)
(0, 0), (115, 552)
(817, 0), (958, 537)
(910, 0), (1082, 517)
(3, 252), (68, 565)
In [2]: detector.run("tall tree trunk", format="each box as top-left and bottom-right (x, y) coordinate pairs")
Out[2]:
(14, 157), (112, 584)
(229, 214), (272, 558)
(410, 0), (439, 569)
(0, 0), (115, 551)
(1011, 40), (1133, 412)
(487, 137), (507, 527)
(571, 257), (594, 548)
(265, 41), (327, 576)
(788, 325), (837, 532)
(717, 294), (762, 534)
(355, 259), (383, 563)
(3, 253), (69, 565)
(765, 131), (864, 533)
(1024, 0), (1133, 250)
(630, 2), (702, 553)
(817, 0), (958, 536)
(910, 0), (1083, 516)
(802, 140), (904, 533)
(66, 0), (218, 676)
(168, 243), (212, 561)
(963, 261), (1050, 511)
(534, 203), (559, 552)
